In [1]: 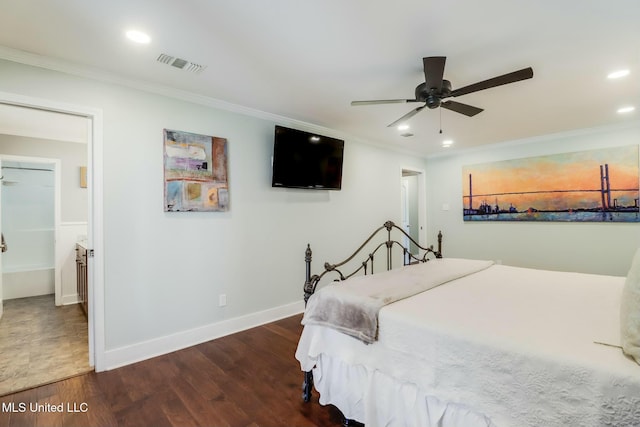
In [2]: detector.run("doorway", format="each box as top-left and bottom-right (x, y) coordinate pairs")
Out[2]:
(401, 168), (426, 262)
(0, 92), (105, 391)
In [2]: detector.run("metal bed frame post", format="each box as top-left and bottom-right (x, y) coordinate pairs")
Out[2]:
(304, 244), (313, 305)
(302, 244), (315, 403)
(385, 221), (393, 270)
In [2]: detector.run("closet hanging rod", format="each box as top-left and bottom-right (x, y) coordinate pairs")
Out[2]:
(1, 166), (53, 172)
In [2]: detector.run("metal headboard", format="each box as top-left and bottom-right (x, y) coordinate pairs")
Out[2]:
(303, 220), (442, 304)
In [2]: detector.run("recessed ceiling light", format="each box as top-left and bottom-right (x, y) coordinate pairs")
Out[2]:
(397, 124), (410, 131)
(126, 30), (151, 44)
(617, 106), (635, 114)
(607, 69), (630, 79)
(442, 140), (453, 148)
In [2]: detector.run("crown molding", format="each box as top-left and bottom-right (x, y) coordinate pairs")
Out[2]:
(426, 120), (640, 160)
(0, 45), (427, 159)
(0, 46), (290, 122)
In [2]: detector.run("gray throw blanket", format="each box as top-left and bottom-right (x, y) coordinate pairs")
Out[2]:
(302, 258), (494, 343)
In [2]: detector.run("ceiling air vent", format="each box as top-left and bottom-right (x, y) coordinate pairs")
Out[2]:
(157, 53), (207, 74)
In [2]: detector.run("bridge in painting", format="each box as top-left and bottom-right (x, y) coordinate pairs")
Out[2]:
(464, 164), (640, 216)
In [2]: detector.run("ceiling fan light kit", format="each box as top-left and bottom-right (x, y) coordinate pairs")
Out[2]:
(351, 56), (534, 128)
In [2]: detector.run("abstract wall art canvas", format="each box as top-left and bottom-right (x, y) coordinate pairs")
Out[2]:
(462, 145), (639, 222)
(164, 129), (229, 212)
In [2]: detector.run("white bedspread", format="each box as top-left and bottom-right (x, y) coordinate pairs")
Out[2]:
(302, 258), (494, 343)
(296, 263), (640, 427)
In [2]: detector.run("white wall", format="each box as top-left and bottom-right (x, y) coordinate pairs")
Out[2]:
(0, 59), (427, 365)
(426, 123), (640, 276)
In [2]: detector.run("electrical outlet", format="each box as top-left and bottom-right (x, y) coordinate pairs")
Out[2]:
(219, 294), (227, 307)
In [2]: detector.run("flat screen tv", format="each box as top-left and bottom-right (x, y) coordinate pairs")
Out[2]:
(271, 125), (344, 190)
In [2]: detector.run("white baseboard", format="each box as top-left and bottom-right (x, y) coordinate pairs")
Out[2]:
(103, 300), (305, 371)
(61, 293), (80, 305)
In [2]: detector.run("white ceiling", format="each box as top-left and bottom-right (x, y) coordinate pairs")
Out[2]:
(0, 0), (638, 156)
(0, 104), (88, 144)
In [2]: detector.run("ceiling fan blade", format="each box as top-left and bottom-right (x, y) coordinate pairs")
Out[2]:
(450, 67), (534, 98)
(441, 100), (483, 117)
(351, 99), (418, 106)
(387, 105), (426, 127)
(423, 56), (446, 92)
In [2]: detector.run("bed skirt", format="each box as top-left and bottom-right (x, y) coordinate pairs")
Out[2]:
(311, 353), (495, 427)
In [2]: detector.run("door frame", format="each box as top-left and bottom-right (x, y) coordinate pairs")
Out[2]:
(0, 91), (105, 371)
(400, 166), (427, 251)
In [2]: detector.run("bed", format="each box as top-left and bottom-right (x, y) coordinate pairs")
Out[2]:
(295, 221), (640, 427)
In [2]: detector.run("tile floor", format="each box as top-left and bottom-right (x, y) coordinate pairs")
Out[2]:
(0, 294), (91, 396)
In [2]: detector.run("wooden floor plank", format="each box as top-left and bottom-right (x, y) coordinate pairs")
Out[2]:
(170, 376), (235, 427)
(34, 384), (63, 427)
(0, 314), (345, 427)
(160, 394), (204, 427)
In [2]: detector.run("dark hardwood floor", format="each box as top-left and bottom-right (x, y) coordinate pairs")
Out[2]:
(0, 314), (345, 427)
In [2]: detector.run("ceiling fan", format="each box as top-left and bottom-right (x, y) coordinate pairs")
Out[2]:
(351, 56), (533, 128)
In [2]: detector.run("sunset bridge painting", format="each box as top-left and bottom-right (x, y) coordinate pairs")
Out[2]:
(462, 145), (640, 222)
